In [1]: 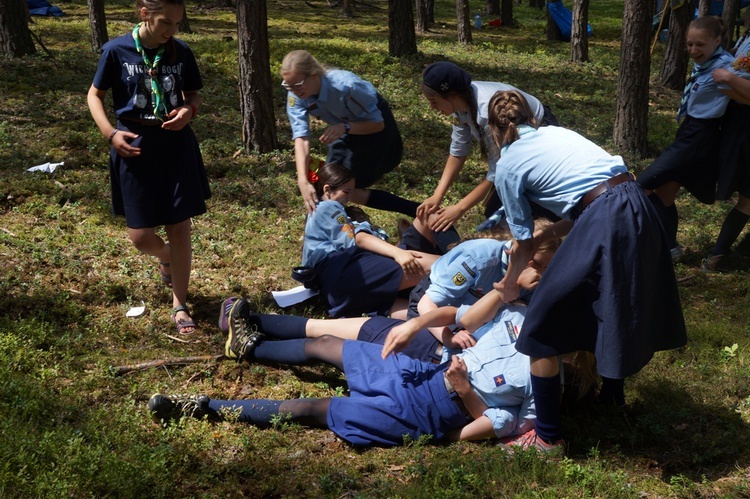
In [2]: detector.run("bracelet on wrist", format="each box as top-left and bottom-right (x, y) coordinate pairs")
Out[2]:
(108, 129), (119, 143)
(342, 121), (351, 134)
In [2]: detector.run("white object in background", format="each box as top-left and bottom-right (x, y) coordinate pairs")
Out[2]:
(27, 161), (64, 173)
(126, 302), (147, 317)
(272, 285), (319, 308)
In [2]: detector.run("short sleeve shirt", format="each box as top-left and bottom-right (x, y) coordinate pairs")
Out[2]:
(302, 200), (374, 267)
(92, 33), (203, 122)
(684, 48), (734, 119)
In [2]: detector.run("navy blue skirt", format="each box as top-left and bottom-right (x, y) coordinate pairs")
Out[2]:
(316, 246), (403, 318)
(637, 116), (721, 205)
(516, 181), (687, 379)
(110, 121), (211, 228)
(716, 101), (750, 200)
(326, 94), (403, 189)
(357, 316), (442, 363)
(327, 341), (465, 447)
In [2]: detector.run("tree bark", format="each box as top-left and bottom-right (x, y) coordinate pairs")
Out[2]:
(659, 0), (692, 90)
(571, 0), (589, 62)
(546, 1), (563, 40)
(237, 0), (278, 153)
(457, 0), (471, 44)
(501, 0), (513, 27)
(0, 0), (36, 58)
(87, 0), (108, 53)
(613, 0), (654, 156)
(426, 0), (435, 23)
(416, 0), (428, 33)
(722, 0), (741, 47)
(486, 0), (500, 15)
(180, 5), (192, 34)
(697, 0), (710, 16)
(389, 0), (417, 56)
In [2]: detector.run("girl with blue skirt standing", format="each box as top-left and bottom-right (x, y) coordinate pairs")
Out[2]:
(87, 0), (210, 335)
(485, 90), (686, 453)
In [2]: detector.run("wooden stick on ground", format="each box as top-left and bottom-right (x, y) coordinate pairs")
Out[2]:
(113, 354), (225, 376)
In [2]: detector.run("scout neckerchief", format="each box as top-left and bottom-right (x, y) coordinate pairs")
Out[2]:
(676, 49), (724, 121)
(132, 23), (168, 120)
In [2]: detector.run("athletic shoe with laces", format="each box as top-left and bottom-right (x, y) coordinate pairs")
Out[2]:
(700, 254), (724, 273)
(670, 244), (685, 262)
(225, 298), (265, 361)
(498, 428), (565, 457)
(147, 393), (219, 423)
(217, 296), (238, 333)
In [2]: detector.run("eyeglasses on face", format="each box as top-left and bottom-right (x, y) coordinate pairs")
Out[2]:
(281, 77), (306, 91)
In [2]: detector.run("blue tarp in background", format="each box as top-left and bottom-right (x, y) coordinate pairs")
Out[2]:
(546, 1), (592, 41)
(27, 0), (65, 17)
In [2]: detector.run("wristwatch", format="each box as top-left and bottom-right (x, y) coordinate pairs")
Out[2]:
(343, 122), (351, 134)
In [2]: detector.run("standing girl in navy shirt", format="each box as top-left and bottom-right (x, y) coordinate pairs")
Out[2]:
(637, 16), (734, 258)
(87, 0), (210, 334)
(485, 90), (686, 453)
(282, 50), (418, 217)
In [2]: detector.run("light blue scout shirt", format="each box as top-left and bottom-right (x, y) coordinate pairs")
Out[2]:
(447, 303), (534, 438)
(494, 126), (628, 241)
(450, 81), (545, 183)
(287, 70), (383, 140)
(301, 200), (374, 268)
(683, 47), (734, 119)
(717, 34), (750, 91)
(425, 238), (511, 307)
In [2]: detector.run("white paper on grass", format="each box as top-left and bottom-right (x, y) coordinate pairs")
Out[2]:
(126, 303), (147, 317)
(27, 162), (64, 173)
(272, 285), (319, 308)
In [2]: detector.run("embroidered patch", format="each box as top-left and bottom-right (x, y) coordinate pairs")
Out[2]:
(288, 96), (295, 107)
(504, 320), (518, 342)
(494, 374), (506, 387)
(461, 262), (477, 278)
(336, 215), (347, 225)
(453, 272), (466, 286)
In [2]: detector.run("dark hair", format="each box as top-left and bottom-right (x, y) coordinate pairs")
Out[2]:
(314, 162), (354, 198)
(135, 0), (184, 64)
(689, 15), (727, 41)
(486, 90), (538, 149)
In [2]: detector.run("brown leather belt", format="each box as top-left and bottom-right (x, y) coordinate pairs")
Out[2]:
(119, 117), (162, 126)
(574, 172), (634, 217)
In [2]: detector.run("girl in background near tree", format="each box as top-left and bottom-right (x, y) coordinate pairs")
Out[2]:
(485, 90), (686, 454)
(702, 12), (750, 272)
(637, 15), (734, 260)
(417, 61), (559, 233)
(301, 163), (439, 319)
(282, 50), (419, 217)
(87, 0), (209, 334)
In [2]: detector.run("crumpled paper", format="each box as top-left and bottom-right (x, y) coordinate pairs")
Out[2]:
(27, 161), (64, 173)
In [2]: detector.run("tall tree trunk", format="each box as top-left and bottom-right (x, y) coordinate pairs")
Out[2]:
(426, 0), (435, 23)
(613, 0), (654, 156)
(659, 0), (692, 90)
(697, 0), (710, 16)
(722, 0), (741, 47)
(571, 0), (589, 62)
(546, 1), (563, 40)
(87, 0), (108, 53)
(457, 0), (471, 44)
(530, 0), (545, 7)
(180, 6), (192, 34)
(416, 0), (428, 33)
(237, 0), (278, 153)
(342, 0), (353, 18)
(486, 0), (500, 15)
(501, 0), (513, 27)
(0, 0), (36, 58)
(389, 0), (417, 56)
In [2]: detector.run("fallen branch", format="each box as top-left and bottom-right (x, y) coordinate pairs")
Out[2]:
(113, 354), (225, 376)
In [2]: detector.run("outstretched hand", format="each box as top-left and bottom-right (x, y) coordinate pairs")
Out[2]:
(381, 321), (418, 359)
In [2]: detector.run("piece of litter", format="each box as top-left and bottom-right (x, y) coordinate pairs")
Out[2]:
(272, 285), (319, 307)
(27, 161), (64, 173)
(126, 303), (146, 317)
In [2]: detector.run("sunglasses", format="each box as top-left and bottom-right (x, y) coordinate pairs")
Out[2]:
(281, 77), (306, 91)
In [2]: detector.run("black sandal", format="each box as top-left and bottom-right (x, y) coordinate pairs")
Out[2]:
(171, 305), (197, 335)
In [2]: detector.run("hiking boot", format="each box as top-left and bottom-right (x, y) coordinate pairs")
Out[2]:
(217, 296), (238, 333)
(147, 393), (219, 423)
(498, 429), (565, 457)
(700, 254), (724, 273)
(225, 298), (264, 361)
(670, 244), (685, 262)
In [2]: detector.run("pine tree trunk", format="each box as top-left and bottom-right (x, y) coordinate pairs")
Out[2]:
(613, 0), (653, 156)
(389, 0), (417, 56)
(697, 0), (710, 16)
(546, 1), (563, 41)
(180, 6), (192, 34)
(486, 0), (500, 15)
(501, 0), (513, 27)
(237, 0), (278, 153)
(571, 0), (589, 62)
(722, 0), (741, 47)
(457, 0), (471, 44)
(416, 0), (428, 33)
(659, 1), (691, 90)
(87, 0), (108, 53)
(0, 0), (36, 58)
(426, 0), (435, 23)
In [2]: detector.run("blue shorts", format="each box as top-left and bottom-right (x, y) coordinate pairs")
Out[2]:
(327, 341), (466, 447)
(516, 180), (687, 378)
(357, 316), (442, 363)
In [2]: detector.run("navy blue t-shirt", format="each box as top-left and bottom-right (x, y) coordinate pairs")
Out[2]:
(92, 33), (203, 121)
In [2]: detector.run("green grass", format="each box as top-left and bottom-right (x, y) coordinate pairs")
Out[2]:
(2, 0), (750, 496)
